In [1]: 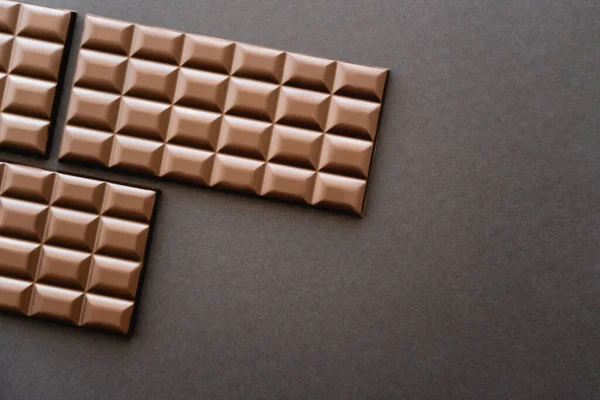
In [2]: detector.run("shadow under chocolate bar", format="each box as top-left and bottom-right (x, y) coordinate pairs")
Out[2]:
(60, 15), (389, 216)
(0, 1), (75, 157)
(0, 161), (159, 335)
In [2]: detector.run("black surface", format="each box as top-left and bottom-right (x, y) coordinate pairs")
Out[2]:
(1, 0), (599, 399)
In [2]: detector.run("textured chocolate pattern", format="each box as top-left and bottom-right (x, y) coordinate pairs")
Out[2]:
(0, 162), (157, 334)
(0, 1), (72, 155)
(60, 15), (388, 215)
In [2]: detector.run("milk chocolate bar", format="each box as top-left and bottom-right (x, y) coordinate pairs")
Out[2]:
(0, 1), (74, 155)
(0, 162), (157, 334)
(60, 15), (388, 215)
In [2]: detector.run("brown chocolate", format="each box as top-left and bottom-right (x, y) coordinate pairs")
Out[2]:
(60, 15), (388, 216)
(0, 162), (157, 334)
(0, 1), (73, 155)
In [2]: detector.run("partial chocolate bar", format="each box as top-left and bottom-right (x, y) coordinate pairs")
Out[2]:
(60, 15), (388, 216)
(0, 162), (157, 334)
(0, 1), (74, 155)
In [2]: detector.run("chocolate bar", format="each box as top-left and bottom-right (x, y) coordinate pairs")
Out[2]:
(0, 162), (157, 334)
(0, 1), (73, 155)
(60, 15), (388, 216)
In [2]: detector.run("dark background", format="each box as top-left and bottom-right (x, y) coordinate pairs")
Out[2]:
(1, 0), (599, 399)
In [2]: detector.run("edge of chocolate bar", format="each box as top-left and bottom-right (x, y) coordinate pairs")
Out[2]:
(45, 9), (77, 158)
(361, 74), (390, 217)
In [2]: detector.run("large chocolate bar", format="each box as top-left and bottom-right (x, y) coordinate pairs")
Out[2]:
(0, 162), (157, 334)
(0, 1), (73, 155)
(60, 15), (388, 216)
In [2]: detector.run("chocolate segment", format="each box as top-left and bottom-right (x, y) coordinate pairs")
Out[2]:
(0, 1), (73, 155)
(60, 15), (388, 216)
(0, 162), (157, 334)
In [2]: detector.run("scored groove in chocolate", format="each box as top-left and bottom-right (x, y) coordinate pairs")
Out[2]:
(0, 1), (73, 155)
(60, 15), (388, 216)
(0, 162), (157, 334)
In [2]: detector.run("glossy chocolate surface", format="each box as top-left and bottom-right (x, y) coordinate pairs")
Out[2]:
(0, 1), (73, 155)
(0, 162), (157, 334)
(60, 15), (388, 216)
